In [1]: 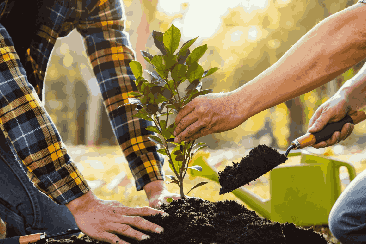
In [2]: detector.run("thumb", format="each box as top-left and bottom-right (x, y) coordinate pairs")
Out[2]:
(308, 115), (330, 134)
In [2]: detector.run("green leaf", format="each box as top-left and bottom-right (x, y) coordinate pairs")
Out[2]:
(203, 67), (219, 77)
(133, 109), (153, 121)
(148, 135), (165, 147)
(163, 25), (181, 55)
(166, 123), (176, 137)
(159, 119), (171, 139)
(160, 120), (167, 131)
(141, 95), (148, 104)
(192, 145), (208, 155)
(166, 197), (174, 202)
(141, 51), (153, 62)
(155, 94), (168, 104)
(178, 37), (198, 57)
(161, 88), (173, 100)
(167, 79), (176, 90)
(171, 64), (187, 83)
(163, 54), (177, 70)
(127, 92), (142, 97)
(186, 62), (204, 82)
(166, 176), (179, 186)
(186, 44), (208, 66)
(175, 155), (184, 161)
(146, 126), (160, 134)
(187, 182), (208, 195)
(145, 70), (162, 84)
(157, 148), (168, 155)
(140, 83), (148, 96)
(130, 61), (143, 78)
(177, 49), (190, 64)
(194, 142), (206, 147)
(151, 55), (168, 79)
(147, 93), (155, 103)
(169, 146), (184, 174)
(166, 175), (177, 181)
(185, 79), (201, 92)
(150, 55), (164, 71)
(189, 89), (213, 101)
(152, 31), (168, 55)
(151, 86), (163, 99)
(188, 165), (202, 171)
(146, 104), (159, 114)
(173, 150), (183, 155)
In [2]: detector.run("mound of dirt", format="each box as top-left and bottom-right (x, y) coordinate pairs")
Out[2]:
(36, 198), (332, 244)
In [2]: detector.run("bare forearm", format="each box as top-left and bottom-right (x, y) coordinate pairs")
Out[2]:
(234, 3), (366, 119)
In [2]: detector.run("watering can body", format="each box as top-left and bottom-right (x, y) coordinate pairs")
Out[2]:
(188, 151), (356, 226)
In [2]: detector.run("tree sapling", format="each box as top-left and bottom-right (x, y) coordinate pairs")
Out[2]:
(127, 24), (219, 199)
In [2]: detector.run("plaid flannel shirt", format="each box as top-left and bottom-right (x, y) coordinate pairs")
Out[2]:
(0, 0), (165, 205)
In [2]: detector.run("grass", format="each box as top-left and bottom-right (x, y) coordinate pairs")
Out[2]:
(66, 144), (366, 243)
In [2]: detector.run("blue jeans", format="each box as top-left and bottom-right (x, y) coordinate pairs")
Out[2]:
(0, 129), (79, 242)
(329, 168), (366, 243)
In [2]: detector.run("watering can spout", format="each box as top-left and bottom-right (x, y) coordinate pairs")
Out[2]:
(232, 187), (271, 219)
(188, 153), (271, 219)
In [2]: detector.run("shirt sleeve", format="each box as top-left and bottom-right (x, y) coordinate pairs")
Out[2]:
(0, 24), (90, 205)
(76, 0), (165, 191)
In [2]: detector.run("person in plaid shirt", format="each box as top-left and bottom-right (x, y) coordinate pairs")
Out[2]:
(0, 0), (184, 243)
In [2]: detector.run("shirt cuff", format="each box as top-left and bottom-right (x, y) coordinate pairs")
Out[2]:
(130, 151), (166, 191)
(36, 163), (91, 205)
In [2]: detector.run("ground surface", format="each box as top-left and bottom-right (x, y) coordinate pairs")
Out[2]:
(65, 144), (366, 243)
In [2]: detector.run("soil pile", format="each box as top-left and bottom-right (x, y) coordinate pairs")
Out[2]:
(36, 198), (332, 244)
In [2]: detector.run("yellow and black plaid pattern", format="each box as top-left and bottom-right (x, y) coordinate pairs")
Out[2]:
(0, 0), (164, 204)
(0, 24), (89, 204)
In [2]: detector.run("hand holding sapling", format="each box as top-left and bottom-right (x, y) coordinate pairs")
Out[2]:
(173, 91), (245, 143)
(127, 24), (219, 199)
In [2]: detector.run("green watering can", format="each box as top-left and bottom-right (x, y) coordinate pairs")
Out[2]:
(188, 151), (356, 226)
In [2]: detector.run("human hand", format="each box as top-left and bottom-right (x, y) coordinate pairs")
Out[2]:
(148, 189), (184, 209)
(307, 92), (355, 148)
(174, 92), (245, 143)
(66, 191), (168, 244)
(144, 180), (198, 209)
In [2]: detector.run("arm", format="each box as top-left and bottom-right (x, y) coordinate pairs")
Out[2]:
(0, 25), (90, 205)
(174, 2), (366, 143)
(76, 0), (167, 198)
(234, 2), (366, 119)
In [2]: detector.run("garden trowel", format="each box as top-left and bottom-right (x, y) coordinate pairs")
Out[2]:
(0, 228), (81, 244)
(218, 110), (366, 194)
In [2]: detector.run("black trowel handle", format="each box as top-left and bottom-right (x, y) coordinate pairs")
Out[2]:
(292, 111), (366, 149)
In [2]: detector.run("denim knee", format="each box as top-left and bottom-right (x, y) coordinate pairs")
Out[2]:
(328, 208), (366, 244)
(328, 186), (366, 243)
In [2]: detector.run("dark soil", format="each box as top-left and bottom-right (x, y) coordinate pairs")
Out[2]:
(218, 144), (287, 194)
(36, 198), (332, 244)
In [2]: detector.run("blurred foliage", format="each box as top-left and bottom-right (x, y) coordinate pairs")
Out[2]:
(44, 0), (366, 150)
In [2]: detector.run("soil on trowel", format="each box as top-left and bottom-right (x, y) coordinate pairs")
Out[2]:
(218, 144), (287, 194)
(36, 198), (332, 244)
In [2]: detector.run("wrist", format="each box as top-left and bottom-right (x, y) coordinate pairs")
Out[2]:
(66, 191), (97, 214)
(143, 180), (166, 200)
(230, 85), (258, 120)
(338, 86), (366, 111)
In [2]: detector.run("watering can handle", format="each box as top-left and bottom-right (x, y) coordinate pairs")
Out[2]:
(333, 160), (357, 182)
(293, 111), (366, 149)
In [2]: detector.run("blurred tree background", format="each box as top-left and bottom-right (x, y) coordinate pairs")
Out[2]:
(44, 0), (366, 151)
